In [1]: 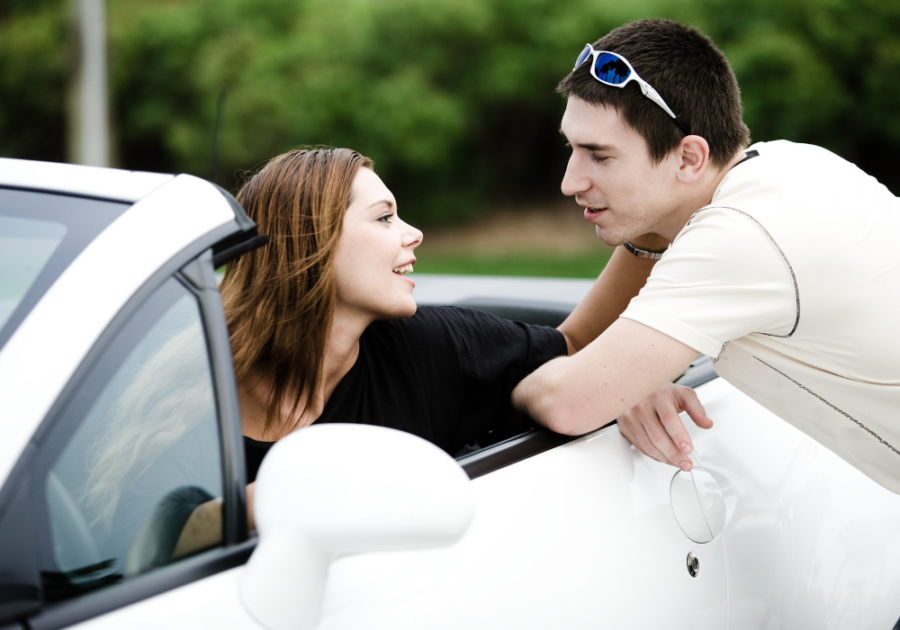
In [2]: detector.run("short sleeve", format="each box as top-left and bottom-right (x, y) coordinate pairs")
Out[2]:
(621, 207), (798, 358)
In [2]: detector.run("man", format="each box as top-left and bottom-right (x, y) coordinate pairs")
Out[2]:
(513, 18), (900, 495)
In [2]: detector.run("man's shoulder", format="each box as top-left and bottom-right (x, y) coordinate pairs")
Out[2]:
(715, 140), (890, 206)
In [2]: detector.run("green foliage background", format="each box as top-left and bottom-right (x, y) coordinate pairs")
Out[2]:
(2, 0), (899, 225)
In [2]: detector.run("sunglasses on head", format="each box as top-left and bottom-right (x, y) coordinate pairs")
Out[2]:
(574, 45), (689, 135)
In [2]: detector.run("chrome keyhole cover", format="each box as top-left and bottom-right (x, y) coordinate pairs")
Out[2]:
(687, 552), (699, 578)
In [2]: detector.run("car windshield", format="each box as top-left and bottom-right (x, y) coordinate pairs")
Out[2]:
(0, 187), (127, 351)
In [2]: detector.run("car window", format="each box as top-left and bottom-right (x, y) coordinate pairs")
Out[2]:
(0, 188), (126, 352)
(0, 215), (67, 331)
(34, 277), (224, 604)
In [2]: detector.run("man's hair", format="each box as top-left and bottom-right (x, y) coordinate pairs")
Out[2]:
(558, 19), (750, 168)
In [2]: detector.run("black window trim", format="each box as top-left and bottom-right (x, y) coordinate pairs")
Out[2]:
(0, 220), (254, 629)
(28, 541), (256, 630)
(178, 250), (248, 545)
(456, 355), (718, 479)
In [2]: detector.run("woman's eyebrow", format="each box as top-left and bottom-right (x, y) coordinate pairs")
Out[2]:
(367, 199), (395, 211)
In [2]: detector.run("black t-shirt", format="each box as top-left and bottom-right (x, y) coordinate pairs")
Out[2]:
(244, 305), (566, 482)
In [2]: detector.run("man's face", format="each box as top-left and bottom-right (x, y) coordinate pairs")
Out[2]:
(560, 96), (679, 246)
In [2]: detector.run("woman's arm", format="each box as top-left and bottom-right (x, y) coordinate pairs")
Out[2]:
(171, 482), (257, 559)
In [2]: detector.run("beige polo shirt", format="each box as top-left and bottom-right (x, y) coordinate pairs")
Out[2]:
(622, 140), (900, 494)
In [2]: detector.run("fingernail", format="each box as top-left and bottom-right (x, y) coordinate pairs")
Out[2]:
(680, 461), (692, 471)
(681, 442), (692, 454)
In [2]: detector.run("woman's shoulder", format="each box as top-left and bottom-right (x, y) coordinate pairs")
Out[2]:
(369, 305), (501, 340)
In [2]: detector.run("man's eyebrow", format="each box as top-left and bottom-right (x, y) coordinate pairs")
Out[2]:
(558, 130), (614, 152)
(576, 142), (615, 152)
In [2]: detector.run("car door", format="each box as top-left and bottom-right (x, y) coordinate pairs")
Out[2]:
(309, 422), (727, 629)
(0, 252), (261, 630)
(685, 377), (900, 629)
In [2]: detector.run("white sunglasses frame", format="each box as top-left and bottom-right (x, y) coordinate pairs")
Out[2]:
(575, 44), (684, 128)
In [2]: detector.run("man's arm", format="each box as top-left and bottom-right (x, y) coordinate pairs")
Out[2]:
(514, 317), (701, 469)
(559, 236), (666, 354)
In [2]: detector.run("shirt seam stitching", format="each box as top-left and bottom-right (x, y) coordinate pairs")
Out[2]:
(754, 356), (900, 458)
(686, 205), (800, 338)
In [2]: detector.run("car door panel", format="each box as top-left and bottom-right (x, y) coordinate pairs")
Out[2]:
(65, 567), (261, 630)
(316, 425), (727, 629)
(688, 377), (900, 629)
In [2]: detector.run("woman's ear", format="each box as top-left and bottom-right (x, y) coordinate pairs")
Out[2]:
(676, 135), (710, 184)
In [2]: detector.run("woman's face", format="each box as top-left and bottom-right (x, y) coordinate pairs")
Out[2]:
(333, 167), (423, 323)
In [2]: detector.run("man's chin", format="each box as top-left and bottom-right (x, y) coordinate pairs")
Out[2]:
(594, 225), (627, 247)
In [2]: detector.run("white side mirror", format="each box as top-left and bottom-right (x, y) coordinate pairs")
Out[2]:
(240, 424), (475, 630)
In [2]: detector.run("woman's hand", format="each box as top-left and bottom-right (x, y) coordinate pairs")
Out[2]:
(246, 481), (256, 531)
(172, 496), (224, 559)
(616, 383), (713, 471)
(172, 481), (257, 560)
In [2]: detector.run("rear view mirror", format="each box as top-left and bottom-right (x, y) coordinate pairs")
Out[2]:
(240, 424), (474, 630)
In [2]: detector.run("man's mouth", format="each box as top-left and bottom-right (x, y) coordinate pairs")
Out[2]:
(584, 207), (606, 220)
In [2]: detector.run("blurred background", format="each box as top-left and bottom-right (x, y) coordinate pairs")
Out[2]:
(2, 0), (899, 277)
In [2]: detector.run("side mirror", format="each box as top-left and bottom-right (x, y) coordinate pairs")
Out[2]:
(240, 424), (475, 630)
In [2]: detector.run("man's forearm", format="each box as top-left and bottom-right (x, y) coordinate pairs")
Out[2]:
(514, 319), (699, 436)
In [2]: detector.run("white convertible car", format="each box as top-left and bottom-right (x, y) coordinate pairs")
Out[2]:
(1, 159), (899, 630)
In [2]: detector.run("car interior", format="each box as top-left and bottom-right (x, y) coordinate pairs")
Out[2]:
(449, 296), (717, 479)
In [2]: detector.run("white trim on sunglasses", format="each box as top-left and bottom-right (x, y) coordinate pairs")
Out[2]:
(575, 44), (688, 134)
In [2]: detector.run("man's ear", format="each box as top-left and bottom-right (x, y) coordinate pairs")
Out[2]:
(676, 135), (710, 184)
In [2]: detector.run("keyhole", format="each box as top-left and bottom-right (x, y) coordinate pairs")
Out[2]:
(687, 552), (700, 578)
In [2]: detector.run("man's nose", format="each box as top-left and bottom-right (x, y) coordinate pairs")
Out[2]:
(561, 154), (590, 197)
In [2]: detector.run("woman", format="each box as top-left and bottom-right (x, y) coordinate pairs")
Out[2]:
(80, 147), (568, 570)
(219, 148), (568, 490)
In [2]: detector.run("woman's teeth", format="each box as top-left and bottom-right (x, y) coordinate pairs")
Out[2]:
(393, 263), (414, 274)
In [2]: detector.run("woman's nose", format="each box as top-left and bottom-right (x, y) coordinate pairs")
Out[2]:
(402, 221), (424, 249)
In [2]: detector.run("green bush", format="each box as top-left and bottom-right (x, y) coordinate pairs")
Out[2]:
(2, 0), (898, 224)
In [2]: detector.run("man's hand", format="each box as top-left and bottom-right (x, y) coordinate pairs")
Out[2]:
(617, 383), (713, 471)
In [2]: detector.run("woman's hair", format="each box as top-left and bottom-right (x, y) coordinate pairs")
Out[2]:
(220, 148), (373, 436)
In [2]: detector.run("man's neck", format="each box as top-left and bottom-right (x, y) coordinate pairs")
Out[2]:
(658, 148), (748, 241)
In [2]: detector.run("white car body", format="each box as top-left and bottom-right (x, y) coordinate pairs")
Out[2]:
(1, 159), (898, 630)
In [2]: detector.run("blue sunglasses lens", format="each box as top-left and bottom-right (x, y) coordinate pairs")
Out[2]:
(575, 45), (592, 69)
(594, 53), (631, 85)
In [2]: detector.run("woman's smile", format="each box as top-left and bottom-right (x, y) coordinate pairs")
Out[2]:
(392, 260), (416, 286)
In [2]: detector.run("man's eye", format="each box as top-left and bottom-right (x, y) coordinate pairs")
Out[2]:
(590, 154), (609, 163)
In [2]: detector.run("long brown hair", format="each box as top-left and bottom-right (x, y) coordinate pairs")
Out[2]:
(220, 148), (373, 435)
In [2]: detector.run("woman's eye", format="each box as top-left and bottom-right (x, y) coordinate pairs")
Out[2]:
(377, 214), (394, 224)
